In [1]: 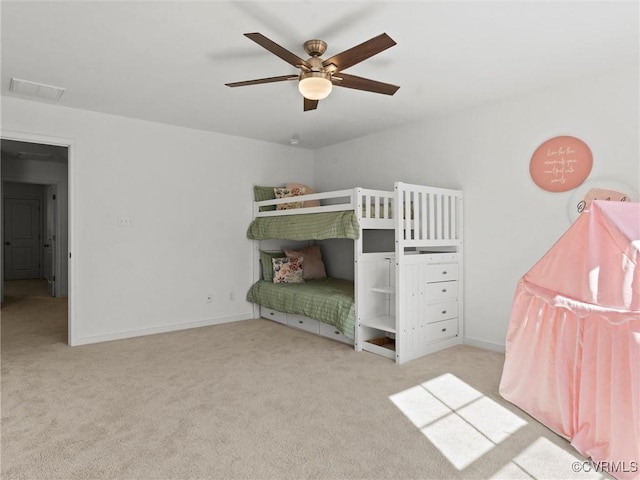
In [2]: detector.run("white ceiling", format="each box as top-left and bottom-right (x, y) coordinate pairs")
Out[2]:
(1, 1), (638, 150)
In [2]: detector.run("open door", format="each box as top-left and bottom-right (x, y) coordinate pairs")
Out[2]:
(44, 185), (57, 297)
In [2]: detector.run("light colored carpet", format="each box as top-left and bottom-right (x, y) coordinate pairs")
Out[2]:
(1, 279), (601, 480)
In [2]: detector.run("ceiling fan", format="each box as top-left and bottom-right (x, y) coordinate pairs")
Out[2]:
(225, 32), (400, 111)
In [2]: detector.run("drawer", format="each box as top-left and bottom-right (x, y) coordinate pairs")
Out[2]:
(425, 263), (458, 283)
(319, 322), (353, 345)
(261, 307), (286, 324)
(287, 314), (319, 334)
(425, 301), (458, 322)
(426, 318), (458, 342)
(425, 281), (458, 303)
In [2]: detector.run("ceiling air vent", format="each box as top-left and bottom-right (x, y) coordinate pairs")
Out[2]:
(9, 78), (65, 101)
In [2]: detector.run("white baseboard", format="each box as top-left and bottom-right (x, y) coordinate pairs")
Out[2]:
(464, 336), (506, 353)
(70, 313), (252, 346)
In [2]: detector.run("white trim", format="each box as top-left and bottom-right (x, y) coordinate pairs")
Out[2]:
(72, 314), (253, 346)
(1, 130), (73, 148)
(463, 336), (506, 353)
(0, 129), (77, 346)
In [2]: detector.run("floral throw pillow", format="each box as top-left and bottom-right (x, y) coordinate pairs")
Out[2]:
(274, 186), (305, 210)
(272, 257), (304, 284)
(286, 183), (320, 207)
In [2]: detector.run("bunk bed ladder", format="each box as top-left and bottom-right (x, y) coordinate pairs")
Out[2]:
(394, 182), (464, 364)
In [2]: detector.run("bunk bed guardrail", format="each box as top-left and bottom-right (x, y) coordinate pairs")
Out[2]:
(255, 187), (397, 224)
(253, 184), (461, 245)
(253, 185), (461, 242)
(255, 189), (355, 217)
(395, 182), (463, 246)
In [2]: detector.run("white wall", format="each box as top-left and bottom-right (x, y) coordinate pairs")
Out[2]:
(3, 66), (636, 351)
(314, 66), (640, 351)
(1, 96), (313, 345)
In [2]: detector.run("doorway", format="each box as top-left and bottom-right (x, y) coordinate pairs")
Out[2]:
(1, 132), (73, 345)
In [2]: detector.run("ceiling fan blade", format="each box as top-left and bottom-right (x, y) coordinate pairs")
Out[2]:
(244, 33), (311, 70)
(332, 72), (399, 96)
(225, 74), (298, 88)
(304, 97), (319, 112)
(322, 33), (396, 72)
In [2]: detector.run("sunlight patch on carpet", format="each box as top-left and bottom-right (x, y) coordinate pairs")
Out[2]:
(390, 373), (527, 470)
(500, 437), (605, 480)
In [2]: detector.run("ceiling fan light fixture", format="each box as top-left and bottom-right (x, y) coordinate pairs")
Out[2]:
(226, 32), (399, 111)
(298, 72), (332, 101)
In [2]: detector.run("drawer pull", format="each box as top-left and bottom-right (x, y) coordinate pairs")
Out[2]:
(442, 310), (447, 314)
(334, 330), (340, 335)
(270, 312), (274, 316)
(298, 320), (304, 324)
(442, 271), (447, 275)
(442, 288), (447, 293)
(441, 327), (447, 332)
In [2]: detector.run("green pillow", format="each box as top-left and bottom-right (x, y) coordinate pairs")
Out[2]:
(260, 250), (284, 281)
(254, 185), (283, 212)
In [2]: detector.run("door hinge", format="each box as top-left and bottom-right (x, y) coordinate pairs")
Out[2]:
(53, 194), (56, 200)
(53, 276), (55, 281)
(69, 252), (72, 259)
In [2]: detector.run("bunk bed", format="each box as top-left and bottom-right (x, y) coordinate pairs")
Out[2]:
(246, 182), (464, 364)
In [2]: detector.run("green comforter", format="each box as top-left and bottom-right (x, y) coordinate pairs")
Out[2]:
(246, 211), (360, 240)
(246, 277), (355, 339)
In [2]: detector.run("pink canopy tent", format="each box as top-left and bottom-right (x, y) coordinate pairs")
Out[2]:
(500, 200), (640, 480)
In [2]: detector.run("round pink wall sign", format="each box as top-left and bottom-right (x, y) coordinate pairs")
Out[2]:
(529, 136), (593, 192)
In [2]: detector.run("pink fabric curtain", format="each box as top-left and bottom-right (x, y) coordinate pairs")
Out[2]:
(500, 201), (640, 480)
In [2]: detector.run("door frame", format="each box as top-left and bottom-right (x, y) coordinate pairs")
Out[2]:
(1, 129), (76, 346)
(44, 184), (57, 297)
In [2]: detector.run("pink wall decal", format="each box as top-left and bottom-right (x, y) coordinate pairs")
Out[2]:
(529, 136), (593, 192)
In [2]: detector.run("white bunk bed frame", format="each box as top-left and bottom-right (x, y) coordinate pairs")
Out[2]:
(252, 182), (463, 364)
